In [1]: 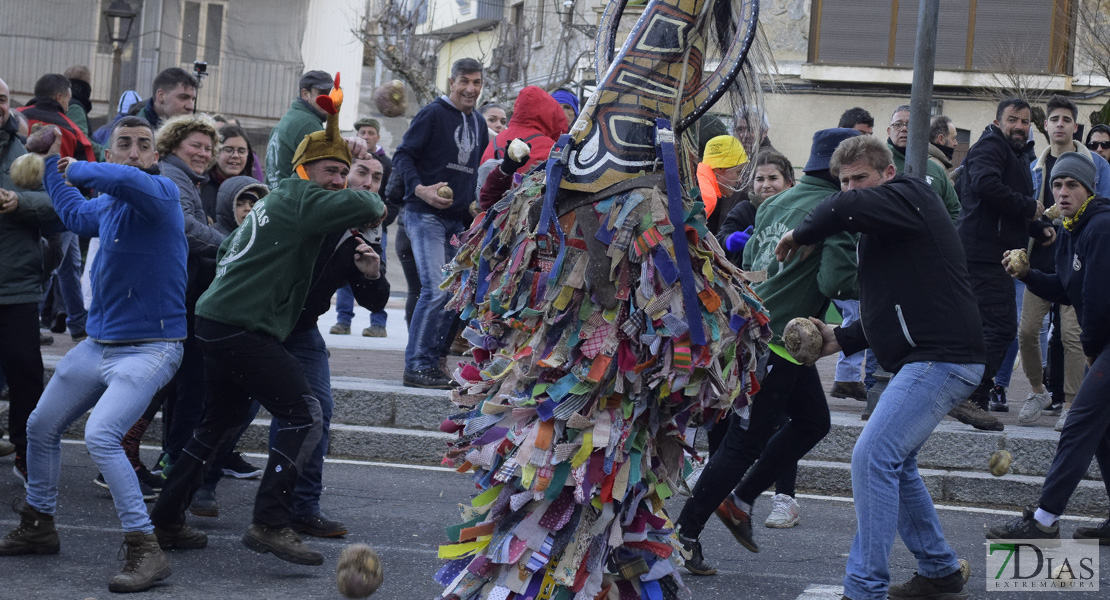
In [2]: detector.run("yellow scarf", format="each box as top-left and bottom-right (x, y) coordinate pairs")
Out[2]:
(1062, 195), (1094, 231)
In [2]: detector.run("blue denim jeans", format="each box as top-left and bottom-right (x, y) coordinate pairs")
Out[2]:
(403, 211), (464, 371)
(269, 327), (333, 517)
(842, 361), (984, 600)
(26, 340), (183, 533)
(833, 299), (864, 382)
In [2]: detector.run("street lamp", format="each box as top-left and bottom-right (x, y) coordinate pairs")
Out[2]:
(103, 0), (138, 109)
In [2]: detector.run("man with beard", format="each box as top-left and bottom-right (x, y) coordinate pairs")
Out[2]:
(928, 115), (959, 176)
(954, 98), (1049, 431)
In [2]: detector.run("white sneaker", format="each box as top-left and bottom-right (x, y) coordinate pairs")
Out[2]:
(1018, 391), (1051, 424)
(1054, 409), (1069, 432)
(764, 493), (800, 528)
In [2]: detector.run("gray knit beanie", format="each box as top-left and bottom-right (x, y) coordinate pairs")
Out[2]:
(1051, 152), (1096, 195)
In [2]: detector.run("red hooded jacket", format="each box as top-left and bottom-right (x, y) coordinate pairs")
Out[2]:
(477, 86), (566, 209)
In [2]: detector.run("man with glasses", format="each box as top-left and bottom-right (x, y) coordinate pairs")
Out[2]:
(1087, 124), (1110, 163)
(885, 105), (960, 223)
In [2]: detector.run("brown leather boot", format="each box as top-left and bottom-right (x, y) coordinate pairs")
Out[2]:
(108, 531), (172, 593)
(0, 502), (60, 555)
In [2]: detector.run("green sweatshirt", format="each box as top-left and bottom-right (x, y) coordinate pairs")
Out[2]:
(742, 175), (858, 341)
(890, 142), (961, 224)
(196, 178), (383, 341)
(264, 99), (325, 188)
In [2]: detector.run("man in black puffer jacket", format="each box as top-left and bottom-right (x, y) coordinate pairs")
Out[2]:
(954, 97), (1053, 424)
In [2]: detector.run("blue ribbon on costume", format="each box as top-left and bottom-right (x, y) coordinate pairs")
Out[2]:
(537, 135), (574, 289)
(655, 119), (706, 346)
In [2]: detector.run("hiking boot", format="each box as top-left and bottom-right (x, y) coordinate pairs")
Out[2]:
(292, 512), (348, 538)
(715, 499), (759, 553)
(108, 531), (172, 593)
(1018, 391), (1051, 424)
(94, 472), (158, 501)
(0, 502), (60, 555)
(948, 400), (1004, 431)
(12, 454), (27, 488)
(1054, 409), (1069, 432)
(764, 493), (801, 528)
(362, 325), (387, 337)
(888, 559), (970, 600)
(154, 523), (208, 550)
(678, 535), (716, 576)
(403, 367), (453, 390)
(221, 452), (263, 479)
(242, 524), (324, 565)
(988, 385), (1009, 412)
(189, 488), (219, 518)
(830, 381), (867, 401)
(329, 323), (351, 335)
(986, 512), (1059, 541)
(1073, 518), (1110, 545)
(0, 440), (14, 458)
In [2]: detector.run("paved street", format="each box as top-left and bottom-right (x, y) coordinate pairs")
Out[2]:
(0, 442), (1106, 599)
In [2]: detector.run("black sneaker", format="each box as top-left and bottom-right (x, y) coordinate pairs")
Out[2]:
(715, 500), (759, 553)
(137, 466), (165, 492)
(189, 488), (219, 518)
(1042, 402), (1063, 417)
(986, 512), (1060, 541)
(678, 535), (717, 576)
(94, 473), (158, 501)
(221, 452), (263, 479)
(242, 524), (323, 565)
(1073, 518), (1110, 545)
(292, 512), (348, 538)
(403, 367), (454, 390)
(888, 560), (970, 600)
(948, 400), (1004, 431)
(988, 385), (1009, 412)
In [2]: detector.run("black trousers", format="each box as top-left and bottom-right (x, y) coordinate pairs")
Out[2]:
(0, 303), (44, 454)
(676, 354), (826, 538)
(967, 260), (1017, 391)
(151, 317), (322, 529)
(1039, 345), (1110, 515)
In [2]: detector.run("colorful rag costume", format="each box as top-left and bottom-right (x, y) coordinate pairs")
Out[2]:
(435, 1), (771, 598)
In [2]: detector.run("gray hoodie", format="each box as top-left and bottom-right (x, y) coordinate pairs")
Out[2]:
(214, 175), (269, 235)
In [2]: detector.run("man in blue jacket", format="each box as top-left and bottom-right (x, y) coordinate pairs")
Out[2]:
(393, 57), (488, 389)
(0, 117), (188, 594)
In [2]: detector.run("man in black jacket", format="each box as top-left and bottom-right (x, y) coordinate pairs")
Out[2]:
(954, 98), (1051, 427)
(987, 153), (1110, 544)
(776, 135), (984, 600)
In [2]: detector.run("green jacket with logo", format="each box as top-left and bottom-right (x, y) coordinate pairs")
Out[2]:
(890, 142), (961, 223)
(196, 178), (383, 341)
(742, 174), (858, 341)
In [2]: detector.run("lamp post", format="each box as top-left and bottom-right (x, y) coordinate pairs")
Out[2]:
(103, 0), (138, 108)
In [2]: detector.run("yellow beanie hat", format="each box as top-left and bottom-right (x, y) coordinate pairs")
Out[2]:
(702, 135), (747, 169)
(292, 73), (351, 174)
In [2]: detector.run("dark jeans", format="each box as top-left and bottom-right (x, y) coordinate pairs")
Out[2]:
(0, 303), (44, 453)
(676, 354), (825, 538)
(734, 355), (830, 504)
(395, 219), (420, 328)
(151, 318), (322, 529)
(166, 325), (206, 463)
(1048, 305), (1064, 406)
(705, 411), (797, 496)
(1038, 346), (1110, 516)
(967, 260), (1017, 392)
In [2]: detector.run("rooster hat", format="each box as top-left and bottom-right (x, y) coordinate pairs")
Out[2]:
(292, 72), (350, 176)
